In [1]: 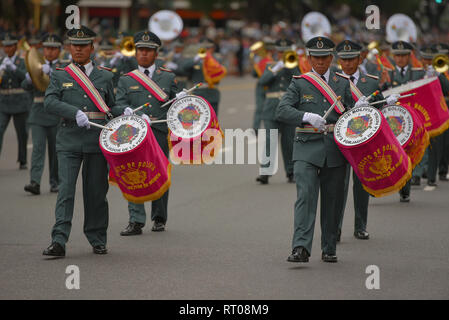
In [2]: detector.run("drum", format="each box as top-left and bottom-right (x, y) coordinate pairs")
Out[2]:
(99, 115), (171, 204)
(382, 76), (449, 138)
(167, 95), (223, 164)
(334, 106), (412, 197)
(382, 104), (429, 169)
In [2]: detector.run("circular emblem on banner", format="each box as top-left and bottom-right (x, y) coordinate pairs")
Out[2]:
(77, 30), (84, 38)
(100, 115), (148, 153)
(317, 40), (324, 49)
(382, 105), (414, 146)
(167, 95), (211, 139)
(335, 107), (382, 147)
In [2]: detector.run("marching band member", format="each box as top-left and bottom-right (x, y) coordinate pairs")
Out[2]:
(0, 32), (31, 170)
(117, 31), (181, 236)
(256, 39), (299, 185)
(22, 33), (64, 195)
(276, 37), (354, 263)
(436, 43), (449, 181)
(43, 26), (119, 257)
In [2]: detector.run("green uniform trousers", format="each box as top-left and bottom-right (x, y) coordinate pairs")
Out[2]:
(292, 160), (347, 255)
(261, 119), (295, 176)
(439, 130), (449, 177)
(0, 111), (29, 165)
(30, 124), (58, 186)
(252, 84), (265, 131)
(128, 128), (169, 225)
(51, 151), (109, 248)
(338, 164), (370, 233)
(427, 135), (444, 182)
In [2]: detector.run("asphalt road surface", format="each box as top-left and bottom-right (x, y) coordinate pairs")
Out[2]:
(1, 75), (448, 299)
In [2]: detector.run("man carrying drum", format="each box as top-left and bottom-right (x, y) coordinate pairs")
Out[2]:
(43, 26), (118, 257)
(117, 31), (182, 236)
(334, 40), (398, 241)
(276, 37), (355, 263)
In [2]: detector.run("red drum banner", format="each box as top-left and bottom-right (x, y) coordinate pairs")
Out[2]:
(168, 95), (223, 165)
(99, 115), (171, 204)
(383, 77), (449, 138)
(335, 107), (412, 197)
(382, 104), (429, 169)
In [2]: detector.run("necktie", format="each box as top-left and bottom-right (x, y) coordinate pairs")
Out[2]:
(401, 67), (405, 77)
(79, 65), (86, 74)
(350, 75), (355, 83)
(144, 69), (150, 78)
(321, 75), (326, 83)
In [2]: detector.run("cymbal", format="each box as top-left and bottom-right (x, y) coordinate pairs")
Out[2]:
(25, 47), (50, 92)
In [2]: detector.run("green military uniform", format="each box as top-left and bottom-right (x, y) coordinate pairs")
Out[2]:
(115, 31), (180, 234)
(23, 34), (64, 194)
(334, 40), (386, 240)
(276, 37), (354, 262)
(180, 38), (223, 115)
(385, 41), (425, 201)
(165, 40), (189, 90)
(257, 39), (299, 183)
(43, 26), (119, 255)
(0, 33), (31, 168)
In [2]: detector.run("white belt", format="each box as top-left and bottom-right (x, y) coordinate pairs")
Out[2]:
(266, 91), (286, 99)
(33, 96), (44, 103)
(0, 88), (26, 95)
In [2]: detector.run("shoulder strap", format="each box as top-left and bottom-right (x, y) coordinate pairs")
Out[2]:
(126, 70), (168, 102)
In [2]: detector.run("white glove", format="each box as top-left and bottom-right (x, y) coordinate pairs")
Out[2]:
(25, 72), (32, 83)
(194, 54), (203, 62)
(271, 61), (284, 73)
(123, 107), (134, 116)
(166, 61), (178, 70)
(42, 64), (51, 75)
(4, 58), (16, 71)
(176, 90), (187, 100)
(354, 96), (370, 108)
(386, 93), (400, 105)
(141, 114), (151, 125)
(0, 63), (7, 72)
(109, 52), (123, 66)
(75, 110), (90, 129)
(426, 65), (438, 78)
(303, 112), (326, 131)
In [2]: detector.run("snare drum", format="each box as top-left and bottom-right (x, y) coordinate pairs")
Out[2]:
(382, 104), (429, 169)
(99, 115), (171, 204)
(334, 106), (412, 197)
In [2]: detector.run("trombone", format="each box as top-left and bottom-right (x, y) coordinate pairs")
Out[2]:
(282, 50), (298, 69)
(432, 54), (449, 73)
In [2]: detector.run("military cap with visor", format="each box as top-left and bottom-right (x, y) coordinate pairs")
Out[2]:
(67, 26), (96, 45)
(306, 36), (335, 56)
(336, 40), (362, 59)
(134, 31), (161, 49)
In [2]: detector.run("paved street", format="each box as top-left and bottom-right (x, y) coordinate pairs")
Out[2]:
(1, 75), (448, 299)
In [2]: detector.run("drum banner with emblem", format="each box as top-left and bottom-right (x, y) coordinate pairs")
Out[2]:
(202, 52), (227, 89)
(99, 115), (171, 204)
(167, 95), (223, 165)
(383, 77), (449, 138)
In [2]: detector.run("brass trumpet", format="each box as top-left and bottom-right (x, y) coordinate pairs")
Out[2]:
(120, 36), (135, 57)
(198, 47), (207, 59)
(432, 54), (449, 73)
(283, 50), (298, 69)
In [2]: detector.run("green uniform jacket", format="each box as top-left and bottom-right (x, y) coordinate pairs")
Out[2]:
(355, 71), (385, 103)
(259, 64), (301, 120)
(115, 66), (180, 134)
(438, 73), (449, 96)
(44, 63), (117, 153)
(110, 56), (138, 87)
(275, 70), (354, 168)
(21, 60), (66, 126)
(0, 55), (30, 114)
(386, 65), (425, 88)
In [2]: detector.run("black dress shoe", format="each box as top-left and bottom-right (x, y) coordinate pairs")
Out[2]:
(24, 181), (40, 195)
(93, 245), (108, 254)
(422, 171), (427, 179)
(120, 222), (144, 236)
(354, 230), (370, 240)
(410, 176), (420, 186)
(152, 220), (165, 232)
(337, 229), (341, 242)
(287, 174), (295, 183)
(439, 174), (448, 181)
(43, 242), (65, 257)
(50, 184), (59, 193)
(427, 180), (437, 187)
(19, 163), (27, 170)
(256, 175), (269, 184)
(287, 246), (310, 263)
(322, 252), (338, 263)
(400, 194), (410, 202)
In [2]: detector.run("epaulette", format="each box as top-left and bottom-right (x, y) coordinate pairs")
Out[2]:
(98, 66), (112, 72)
(411, 67), (424, 71)
(159, 67), (172, 73)
(335, 72), (350, 79)
(293, 75), (302, 79)
(55, 67), (64, 71)
(365, 73), (379, 80)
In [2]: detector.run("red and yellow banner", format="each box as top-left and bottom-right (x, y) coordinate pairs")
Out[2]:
(202, 52), (227, 89)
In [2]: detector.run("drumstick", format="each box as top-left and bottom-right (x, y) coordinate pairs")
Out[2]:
(160, 82), (203, 108)
(323, 96), (342, 120)
(130, 102), (151, 114)
(88, 121), (113, 131)
(367, 90), (380, 102)
(369, 92), (416, 106)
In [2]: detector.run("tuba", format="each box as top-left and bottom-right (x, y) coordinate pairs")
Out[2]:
(149, 10), (183, 41)
(120, 36), (135, 57)
(25, 47), (50, 92)
(300, 12), (331, 43)
(432, 54), (449, 73)
(386, 14), (418, 43)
